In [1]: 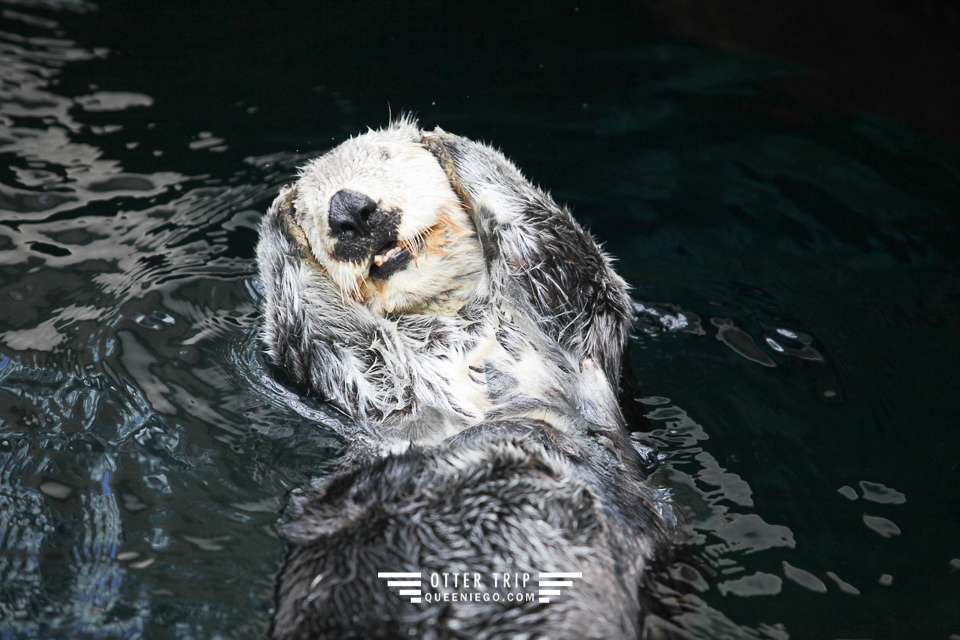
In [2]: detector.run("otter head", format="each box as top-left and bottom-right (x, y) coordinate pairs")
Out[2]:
(278, 118), (482, 315)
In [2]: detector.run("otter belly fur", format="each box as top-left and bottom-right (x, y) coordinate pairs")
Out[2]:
(256, 118), (674, 639)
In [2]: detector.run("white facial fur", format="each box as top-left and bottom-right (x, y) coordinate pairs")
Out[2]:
(289, 119), (482, 315)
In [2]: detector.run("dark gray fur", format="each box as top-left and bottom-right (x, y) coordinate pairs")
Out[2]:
(426, 130), (634, 386)
(257, 122), (674, 639)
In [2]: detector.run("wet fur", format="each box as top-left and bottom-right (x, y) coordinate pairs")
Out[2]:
(256, 119), (672, 639)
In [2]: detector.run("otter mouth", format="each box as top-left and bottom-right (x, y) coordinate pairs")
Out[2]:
(369, 239), (412, 280)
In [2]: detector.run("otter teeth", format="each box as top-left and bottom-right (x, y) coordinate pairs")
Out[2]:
(373, 245), (401, 267)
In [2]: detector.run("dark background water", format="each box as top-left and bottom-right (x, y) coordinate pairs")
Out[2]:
(1, 1), (958, 638)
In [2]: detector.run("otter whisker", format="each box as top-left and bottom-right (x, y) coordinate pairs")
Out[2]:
(436, 212), (466, 235)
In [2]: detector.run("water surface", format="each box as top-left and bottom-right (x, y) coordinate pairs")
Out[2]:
(1, 2), (958, 638)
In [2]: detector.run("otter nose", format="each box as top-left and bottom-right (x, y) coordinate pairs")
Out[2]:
(328, 189), (377, 238)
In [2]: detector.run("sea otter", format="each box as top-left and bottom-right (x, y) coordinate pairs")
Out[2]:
(256, 118), (673, 639)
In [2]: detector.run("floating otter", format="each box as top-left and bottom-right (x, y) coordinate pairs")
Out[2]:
(256, 118), (673, 639)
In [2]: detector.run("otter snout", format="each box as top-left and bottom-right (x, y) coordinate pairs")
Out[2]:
(327, 189), (403, 265)
(329, 189), (377, 239)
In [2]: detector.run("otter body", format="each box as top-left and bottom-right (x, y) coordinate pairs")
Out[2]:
(256, 119), (672, 639)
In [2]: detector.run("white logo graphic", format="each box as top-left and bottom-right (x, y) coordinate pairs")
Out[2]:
(377, 572), (423, 603)
(536, 572), (583, 603)
(375, 570), (580, 604)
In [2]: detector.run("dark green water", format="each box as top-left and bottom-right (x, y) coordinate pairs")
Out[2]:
(1, 2), (958, 638)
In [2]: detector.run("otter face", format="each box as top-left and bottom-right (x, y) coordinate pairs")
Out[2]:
(282, 121), (482, 315)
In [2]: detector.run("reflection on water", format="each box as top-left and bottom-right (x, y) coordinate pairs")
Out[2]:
(2, 1), (959, 639)
(0, 355), (149, 637)
(0, 7), (312, 637)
